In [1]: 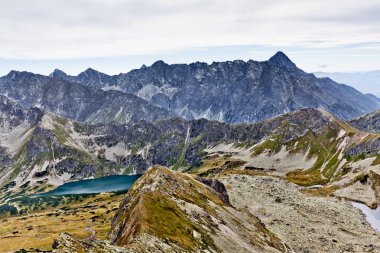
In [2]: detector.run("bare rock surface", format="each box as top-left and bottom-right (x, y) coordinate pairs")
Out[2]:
(221, 174), (380, 253)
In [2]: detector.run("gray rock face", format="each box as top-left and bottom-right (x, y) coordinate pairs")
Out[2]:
(72, 108), (350, 175)
(51, 68), (119, 90)
(196, 177), (230, 204)
(0, 94), (43, 127)
(350, 110), (380, 133)
(0, 99), (339, 189)
(51, 52), (380, 123)
(0, 71), (174, 124)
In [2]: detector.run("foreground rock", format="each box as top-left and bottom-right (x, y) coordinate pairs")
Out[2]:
(54, 166), (289, 252)
(109, 166), (288, 252)
(221, 174), (380, 253)
(53, 232), (126, 253)
(50, 164), (380, 253)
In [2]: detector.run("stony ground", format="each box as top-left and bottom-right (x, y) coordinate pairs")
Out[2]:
(221, 173), (380, 253)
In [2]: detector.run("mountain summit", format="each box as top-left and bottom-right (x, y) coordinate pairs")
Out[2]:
(49, 69), (67, 78)
(268, 51), (297, 69)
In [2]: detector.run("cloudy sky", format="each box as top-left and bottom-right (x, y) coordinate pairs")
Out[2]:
(1, 0), (380, 77)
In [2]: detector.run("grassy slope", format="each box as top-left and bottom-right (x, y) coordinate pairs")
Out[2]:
(0, 193), (124, 252)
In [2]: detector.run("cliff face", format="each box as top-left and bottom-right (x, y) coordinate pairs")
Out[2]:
(350, 110), (380, 133)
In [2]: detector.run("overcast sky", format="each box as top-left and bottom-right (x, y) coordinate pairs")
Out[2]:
(1, 0), (380, 76)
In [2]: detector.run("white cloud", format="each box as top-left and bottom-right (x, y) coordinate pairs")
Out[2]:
(0, 0), (379, 60)
(1, 0), (380, 75)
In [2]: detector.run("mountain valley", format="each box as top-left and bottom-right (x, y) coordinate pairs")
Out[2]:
(0, 54), (380, 252)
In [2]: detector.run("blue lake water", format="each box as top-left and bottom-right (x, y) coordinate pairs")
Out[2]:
(352, 202), (380, 232)
(37, 174), (141, 196)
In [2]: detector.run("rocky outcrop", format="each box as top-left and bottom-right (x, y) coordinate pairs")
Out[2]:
(52, 232), (126, 253)
(108, 165), (288, 252)
(195, 177), (230, 204)
(49, 166), (290, 252)
(350, 109), (380, 133)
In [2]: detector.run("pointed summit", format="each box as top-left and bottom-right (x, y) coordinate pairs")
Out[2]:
(268, 51), (297, 69)
(78, 68), (105, 79)
(82, 67), (99, 74)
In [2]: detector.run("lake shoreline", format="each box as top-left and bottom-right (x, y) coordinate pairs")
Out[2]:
(34, 174), (141, 197)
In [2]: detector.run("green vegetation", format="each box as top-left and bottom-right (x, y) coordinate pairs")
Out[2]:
(248, 125), (346, 186)
(142, 193), (216, 251)
(234, 141), (255, 149)
(0, 192), (124, 252)
(51, 123), (70, 144)
(0, 204), (18, 216)
(172, 141), (188, 171)
(252, 134), (284, 156)
(286, 169), (329, 186)
(0, 193), (97, 216)
(113, 166), (223, 251)
(371, 155), (380, 165)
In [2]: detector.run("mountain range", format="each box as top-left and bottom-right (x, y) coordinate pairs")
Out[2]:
(1, 92), (379, 208)
(1, 96), (380, 251)
(1, 52), (380, 252)
(50, 52), (380, 123)
(0, 52), (378, 125)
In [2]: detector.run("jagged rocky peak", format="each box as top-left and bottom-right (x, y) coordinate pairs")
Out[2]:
(268, 51), (297, 69)
(0, 69), (174, 124)
(149, 60), (170, 72)
(77, 67), (120, 88)
(151, 60), (167, 68)
(4, 70), (36, 80)
(266, 108), (336, 126)
(50, 69), (67, 78)
(79, 67), (103, 77)
(256, 107), (355, 141)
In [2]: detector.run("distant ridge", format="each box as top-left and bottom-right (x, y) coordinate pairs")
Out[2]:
(0, 52), (378, 125)
(44, 51), (380, 123)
